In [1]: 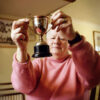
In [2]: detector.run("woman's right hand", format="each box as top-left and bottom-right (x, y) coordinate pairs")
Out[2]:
(11, 18), (30, 62)
(11, 18), (29, 50)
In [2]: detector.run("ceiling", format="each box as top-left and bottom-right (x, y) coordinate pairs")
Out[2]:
(0, 0), (75, 18)
(0, 0), (100, 25)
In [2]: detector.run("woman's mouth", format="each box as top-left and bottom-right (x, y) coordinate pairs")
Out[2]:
(52, 46), (61, 49)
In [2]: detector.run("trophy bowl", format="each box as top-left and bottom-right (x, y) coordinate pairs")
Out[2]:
(32, 16), (52, 58)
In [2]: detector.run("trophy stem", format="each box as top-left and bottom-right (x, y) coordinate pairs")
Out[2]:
(32, 15), (52, 58)
(39, 35), (43, 42)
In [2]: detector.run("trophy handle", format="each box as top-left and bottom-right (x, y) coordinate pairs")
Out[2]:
(31, 15), (52, 58)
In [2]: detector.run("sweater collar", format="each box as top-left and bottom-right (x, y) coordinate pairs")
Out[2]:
(47, 55), (71, 63)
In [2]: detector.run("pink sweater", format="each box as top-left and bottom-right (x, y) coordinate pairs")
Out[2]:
(11, 37), (100, 100)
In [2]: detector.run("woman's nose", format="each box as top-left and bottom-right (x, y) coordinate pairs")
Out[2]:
(53, 37), (60, 44)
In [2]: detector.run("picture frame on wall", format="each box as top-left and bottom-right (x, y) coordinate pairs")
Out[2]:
(93, 31), (100, 53)
(0, 17), (37, 48)
(0, 17), (16, 48)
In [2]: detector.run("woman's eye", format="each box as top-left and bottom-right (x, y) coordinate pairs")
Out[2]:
(60, 38), (66, 40)
(51, 37), (55, 39)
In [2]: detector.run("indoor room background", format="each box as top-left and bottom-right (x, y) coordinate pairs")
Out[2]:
(0, 0), (100, 83)
(0, 0), (100, 100)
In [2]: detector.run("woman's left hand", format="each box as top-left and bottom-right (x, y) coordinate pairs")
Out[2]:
(51, 10), (76, 41)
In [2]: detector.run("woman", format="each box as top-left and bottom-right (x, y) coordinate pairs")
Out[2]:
(11, 10), (100, 100)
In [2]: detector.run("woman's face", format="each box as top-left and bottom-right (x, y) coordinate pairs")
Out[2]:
(47, 28), (69, 59)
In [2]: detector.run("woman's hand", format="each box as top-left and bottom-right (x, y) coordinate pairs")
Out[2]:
(11, 18), (29, 50)
(51, 10), (76, 41)
(11, 18), (29, 62)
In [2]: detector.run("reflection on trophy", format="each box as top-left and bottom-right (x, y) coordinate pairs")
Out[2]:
(32, 16), (52, 58)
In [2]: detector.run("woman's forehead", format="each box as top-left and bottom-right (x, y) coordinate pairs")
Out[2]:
(47, 29), (66, 38)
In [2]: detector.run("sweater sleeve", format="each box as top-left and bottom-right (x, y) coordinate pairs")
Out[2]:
(11, 53), (41, 94)
(68, 36), (100, 89)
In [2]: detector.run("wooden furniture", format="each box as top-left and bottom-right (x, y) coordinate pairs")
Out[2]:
(0, 82), (25, 100)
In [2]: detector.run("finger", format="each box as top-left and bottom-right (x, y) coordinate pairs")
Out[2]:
(12, 27), (24, 35)
(53, 16), (71, 29)
(11, 27), (25, 38)
(16, 33), (28, 42)
(52, 18), (67, 29)
(12, 18), (29, 30)
(51, 10), (62, 25)
(58, 22), (72, 31)
(11, 28), (22, 42)
(12, 21), (29, 35)
(20, 24), (29, 35)
(51, 10), (61, 19)
(15, 33), (26, 42)
(51, 11), (67, 24)
(11, 27), (21, 39)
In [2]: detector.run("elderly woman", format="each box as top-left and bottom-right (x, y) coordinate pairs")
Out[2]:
(11, 10), (100, 100)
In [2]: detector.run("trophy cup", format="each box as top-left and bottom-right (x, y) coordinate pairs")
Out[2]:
(32, 16), (52, 58)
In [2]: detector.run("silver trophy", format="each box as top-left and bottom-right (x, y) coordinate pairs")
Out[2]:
(32, 16), (52, 58)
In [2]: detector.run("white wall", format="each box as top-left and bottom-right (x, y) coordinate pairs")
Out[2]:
(0, 41), (37, 83)
(61, 0), (100, 46)
(0, 48), (15, 82)
(72, 18), (100, 46)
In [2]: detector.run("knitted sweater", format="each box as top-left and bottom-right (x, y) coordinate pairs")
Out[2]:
(11, 37), (100, 100)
